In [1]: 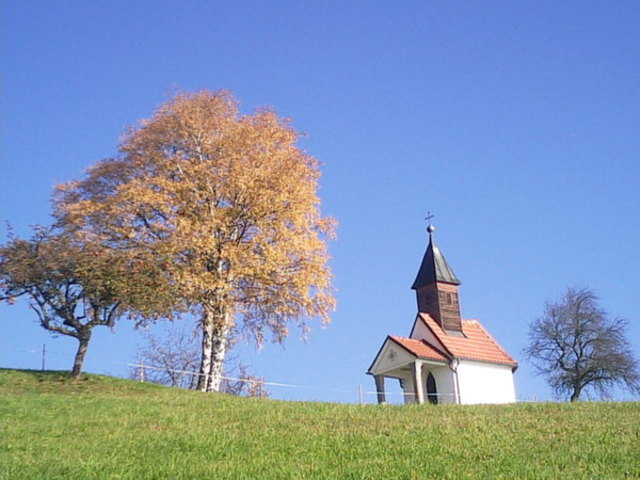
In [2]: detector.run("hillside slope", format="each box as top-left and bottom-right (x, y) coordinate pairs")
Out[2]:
(1, 369), (639, 479)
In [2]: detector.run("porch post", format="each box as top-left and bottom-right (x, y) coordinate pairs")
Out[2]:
(413, 362), (425, 404)
(374, 375), (386, 404)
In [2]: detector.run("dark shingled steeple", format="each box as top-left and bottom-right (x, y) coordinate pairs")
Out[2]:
(411, 227), (460, 289)
(411, 224), (463, 332)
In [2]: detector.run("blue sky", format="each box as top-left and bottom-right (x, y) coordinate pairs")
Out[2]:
(2, 1), (639, 403)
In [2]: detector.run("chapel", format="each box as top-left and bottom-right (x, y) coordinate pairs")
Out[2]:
(367, 223), (517, 404)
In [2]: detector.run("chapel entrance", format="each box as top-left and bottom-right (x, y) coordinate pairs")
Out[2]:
(426, 372), (438, 404)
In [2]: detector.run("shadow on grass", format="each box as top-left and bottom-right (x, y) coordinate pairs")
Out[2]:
(0, 368), (170, 396)
(3, 368), (75, 380)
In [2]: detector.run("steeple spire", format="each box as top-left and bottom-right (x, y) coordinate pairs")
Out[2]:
(411, 222), (461, 290)
(411, 221), (463, 332)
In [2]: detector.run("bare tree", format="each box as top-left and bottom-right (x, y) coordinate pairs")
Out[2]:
(132, 325), (201, 389)
(220, 363), (269, 399)
(131, 323), (268, 397)
(525, 287), (640, 402)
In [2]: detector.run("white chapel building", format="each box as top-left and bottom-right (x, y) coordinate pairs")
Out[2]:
(367, 224), (517, 405)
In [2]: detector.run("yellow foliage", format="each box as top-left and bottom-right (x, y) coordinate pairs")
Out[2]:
(55, 90), (336, 389)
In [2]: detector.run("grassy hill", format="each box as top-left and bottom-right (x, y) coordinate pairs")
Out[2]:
(1, 369), (639, 479)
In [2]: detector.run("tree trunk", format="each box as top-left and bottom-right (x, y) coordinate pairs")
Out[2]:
(196, 305), (231, 393)
(570, 386), (582, 402)
(196, 310), (215, 392)
(206, 316), (230, 392)
(72, 331), (91, 380)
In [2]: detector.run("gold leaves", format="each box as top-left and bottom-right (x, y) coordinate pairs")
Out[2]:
(54, 89), (336, 342)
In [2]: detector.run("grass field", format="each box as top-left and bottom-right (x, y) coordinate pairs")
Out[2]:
(1, 369), (639, 479)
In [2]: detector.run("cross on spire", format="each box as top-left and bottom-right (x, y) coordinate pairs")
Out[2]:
(425, 211), (434, 226)
(425, 211), (435, 234)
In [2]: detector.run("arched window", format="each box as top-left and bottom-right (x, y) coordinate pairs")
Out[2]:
(426, 372), (438, 404)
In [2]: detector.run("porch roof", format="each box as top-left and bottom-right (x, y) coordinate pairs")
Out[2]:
(389, 335), (449, 362)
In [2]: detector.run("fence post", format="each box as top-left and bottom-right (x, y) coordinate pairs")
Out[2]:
(139, 359), (145, 382)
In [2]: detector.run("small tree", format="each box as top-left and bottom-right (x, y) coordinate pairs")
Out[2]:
(0, 229), (128, 378)
(221, 364), (269, 399)
(56, 90), (336, 392)
(132, 325), (201, 389)
(525, 287), (640, 402)
(132, 323), (268, 397)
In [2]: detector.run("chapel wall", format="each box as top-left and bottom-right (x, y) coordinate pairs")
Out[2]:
(456, 361), (516, 404)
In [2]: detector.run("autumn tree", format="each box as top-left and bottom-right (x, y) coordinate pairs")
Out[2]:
(0, 228), (131, 378)
(525, 287), (640, 402)
(55, 90), (336, 392)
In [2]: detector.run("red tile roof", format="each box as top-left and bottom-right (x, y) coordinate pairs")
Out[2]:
(389, 336), (449, 362)
(418, 313), (517, 367)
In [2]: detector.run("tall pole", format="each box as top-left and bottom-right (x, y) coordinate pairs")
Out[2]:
(41, 344), (46, 371)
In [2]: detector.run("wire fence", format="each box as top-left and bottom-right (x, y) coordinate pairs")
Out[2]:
(7, 346), (534, 404)
(9, 346), (374, 402)
(129, 362), (466, 404)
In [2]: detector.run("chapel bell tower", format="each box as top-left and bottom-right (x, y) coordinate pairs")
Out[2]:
(411, 223), (463, 332)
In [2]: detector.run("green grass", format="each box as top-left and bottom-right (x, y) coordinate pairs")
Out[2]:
(1, 369), (639, 479)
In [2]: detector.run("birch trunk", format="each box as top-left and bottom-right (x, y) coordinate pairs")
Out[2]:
(196, 305), (231, 393)
(206, 313), (231, 392)
(196, 310), (215, 392)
